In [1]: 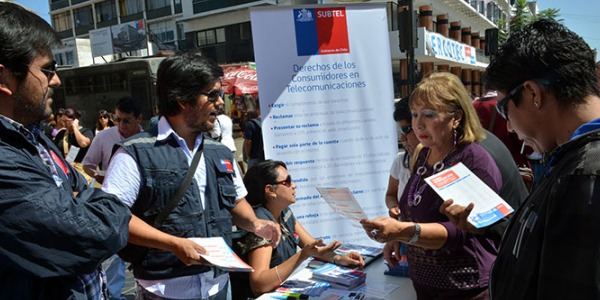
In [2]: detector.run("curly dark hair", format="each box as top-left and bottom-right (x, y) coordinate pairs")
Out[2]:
(484, 19), (600, 108)
(243, 160), (287, 207)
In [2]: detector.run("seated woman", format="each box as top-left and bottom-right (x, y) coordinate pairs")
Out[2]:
(232, 160), (365, 299)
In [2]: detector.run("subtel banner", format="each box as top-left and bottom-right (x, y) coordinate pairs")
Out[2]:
(250, 4), (396, 247)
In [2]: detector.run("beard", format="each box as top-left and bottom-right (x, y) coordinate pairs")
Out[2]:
(13, 84), (51, 126)
(184, 102), (216, 133)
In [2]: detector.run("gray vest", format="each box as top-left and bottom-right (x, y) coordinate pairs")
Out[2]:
(119, 128), (238, 280)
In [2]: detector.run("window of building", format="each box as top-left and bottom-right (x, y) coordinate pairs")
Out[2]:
(74, 6), (93, 27)
(54, 53), (64, 66)
(197, 27), (226, 46)
(52, 11), (72, 32)
(96, 0), (117, 22)
(146, 0), (169, 10)
(240, 22), (251, 40)
(119, 0), (143, 16)
(149, 21), (175, 43)
(65, 51), (75, 65)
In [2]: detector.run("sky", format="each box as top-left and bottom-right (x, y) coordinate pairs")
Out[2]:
(13, 0), (600, 58)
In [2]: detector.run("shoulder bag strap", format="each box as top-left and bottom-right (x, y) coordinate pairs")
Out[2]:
(153, 145), (203, 227)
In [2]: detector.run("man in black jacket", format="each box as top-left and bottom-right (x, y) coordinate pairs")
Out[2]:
(443, 19), (600, 299)
(0, 3), (131, 299)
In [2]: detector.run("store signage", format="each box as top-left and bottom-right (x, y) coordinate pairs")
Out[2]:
(420, 28), (477, 66)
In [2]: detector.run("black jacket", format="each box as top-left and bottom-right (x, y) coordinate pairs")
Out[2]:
(0, 118), (131, 299)
(491, 129), (600, 299)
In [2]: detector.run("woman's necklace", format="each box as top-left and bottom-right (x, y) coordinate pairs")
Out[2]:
(407, 146), (455, 207)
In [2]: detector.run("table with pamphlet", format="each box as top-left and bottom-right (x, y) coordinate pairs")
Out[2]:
(256, 256), (416, 300)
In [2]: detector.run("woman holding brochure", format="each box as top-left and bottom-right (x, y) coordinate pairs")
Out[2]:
(232, 160), (365, 299)
(361, 72), (501, 299)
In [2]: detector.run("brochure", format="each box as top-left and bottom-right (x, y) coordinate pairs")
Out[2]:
(316, 187), (368, 227)
(188, 237), (253, 272)
(424, 162), (514, 228)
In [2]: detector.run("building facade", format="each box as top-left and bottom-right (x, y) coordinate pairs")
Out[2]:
(48, 0), (518, 96)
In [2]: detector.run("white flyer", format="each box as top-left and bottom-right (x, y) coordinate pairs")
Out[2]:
(65, 146), (80, 163)
(424, 162), (514, 228)
(188, 237), (253, 272)
(316, 187), (368, 227)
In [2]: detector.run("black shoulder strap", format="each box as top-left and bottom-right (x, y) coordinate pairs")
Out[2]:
(153, 145), (203, 227)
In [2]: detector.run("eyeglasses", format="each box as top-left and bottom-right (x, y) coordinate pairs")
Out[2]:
(496, 83), (525, 120)
(273, 175), (293, 187)
(199, 89), (224, 103)
(399, 124), (413, 136)
(27, 61), (58, 82)
(100, 115), (109, 119)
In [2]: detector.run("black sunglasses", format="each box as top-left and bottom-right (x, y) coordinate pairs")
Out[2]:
(273, 175), (293, 187)
(496, 83), (525, 120)
(27, 61), (58, 82)
(399, 124), (413, 136)
(199, 89), (224, 103)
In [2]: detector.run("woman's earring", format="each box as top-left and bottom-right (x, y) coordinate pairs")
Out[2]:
(453, 128), (457, 147)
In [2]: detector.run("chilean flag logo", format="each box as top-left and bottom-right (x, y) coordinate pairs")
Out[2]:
(220, 159), (234, 173)
(294, 7), (350, 56)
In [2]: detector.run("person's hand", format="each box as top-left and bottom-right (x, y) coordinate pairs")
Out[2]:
(253, 219), (281, 247)
(360, 217), (407, 243)
(383, 241), (402, 268)
(388, 206), (400, 219)
(300, 239), (340, 260)
(439, 200), (485, 235)
(335, 251), (365, 270)
(169, 237), (210, 266)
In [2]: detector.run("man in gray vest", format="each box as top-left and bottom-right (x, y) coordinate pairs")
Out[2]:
(102, 52), (281, 300)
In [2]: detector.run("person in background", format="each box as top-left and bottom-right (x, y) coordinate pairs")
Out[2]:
(0, 2), (131, 298)
(232, 160), (365, 299)
(53, 108), (95, 182)
(51, 107), (66, 139)
(83, 97), (143, 300)
(83, 97), (143, 184)
(386, 97), (422, 219)
(148, 104), (159, 129)
(472, 90), (530, 167)
(102, 52), (280, 300)
(361, 72), (501, 299)
(211, 107), (237, 153)
(94, 109), (114, 136)
(444, 19), (600, 299)
(243, 99), (265, 169)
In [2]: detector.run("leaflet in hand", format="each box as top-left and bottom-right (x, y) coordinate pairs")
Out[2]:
(188, 237), (253, 272)
(316, 187), (368, 227)
(424, 162), (514, 228)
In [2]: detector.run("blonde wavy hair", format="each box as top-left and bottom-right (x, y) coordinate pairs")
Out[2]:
(409, 72), (485, 145)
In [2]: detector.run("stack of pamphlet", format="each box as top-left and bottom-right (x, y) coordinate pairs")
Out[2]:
(275, 279), (330, 297)
(311, 263), (366, 290)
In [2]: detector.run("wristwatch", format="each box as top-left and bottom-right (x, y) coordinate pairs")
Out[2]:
(406, 223), (421, 245)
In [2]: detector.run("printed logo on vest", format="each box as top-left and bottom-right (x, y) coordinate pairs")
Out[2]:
(220, 159), (234, 173)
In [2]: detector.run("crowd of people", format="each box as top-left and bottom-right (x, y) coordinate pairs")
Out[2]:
(3, 1), (600, 300)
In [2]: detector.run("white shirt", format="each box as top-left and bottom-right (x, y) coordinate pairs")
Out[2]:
(82, 126), (125, 171)
(102, 117), (247, 299)
(211, 114), (237, 152)
(389, 151), (412, 201)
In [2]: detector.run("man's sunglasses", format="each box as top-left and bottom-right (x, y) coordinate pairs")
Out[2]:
(199, 89), (224, 103)
(273, 175), (293, 187)
(399, 124), (413, 136)
(495, 83), (525, 120)
(27, 61), (58, 82)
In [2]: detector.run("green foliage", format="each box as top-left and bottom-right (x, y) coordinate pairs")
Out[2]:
(535, 8), (563, 23)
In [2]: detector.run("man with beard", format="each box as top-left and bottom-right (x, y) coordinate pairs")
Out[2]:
(102, 52), (281, 300)
(0, 3), (131, 299)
